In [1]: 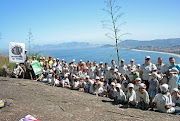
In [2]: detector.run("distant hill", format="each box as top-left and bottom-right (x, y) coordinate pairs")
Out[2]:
(101, 38), (180, 48)
(33, 42), (100, 50)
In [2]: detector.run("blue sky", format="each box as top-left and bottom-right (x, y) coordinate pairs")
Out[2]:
(0, 0), (180, 49)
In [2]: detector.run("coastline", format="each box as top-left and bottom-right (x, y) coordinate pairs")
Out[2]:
(127, 48), (180, 58)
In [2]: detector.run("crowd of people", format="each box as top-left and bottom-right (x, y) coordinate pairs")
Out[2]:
(12, 55), (180, 114)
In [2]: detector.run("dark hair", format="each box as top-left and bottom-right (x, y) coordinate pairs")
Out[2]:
(169, 57), (174, 60)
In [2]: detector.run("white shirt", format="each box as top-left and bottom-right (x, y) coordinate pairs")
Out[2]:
(136, 90), (149, 104)
(140, 63), (156, 80)
(153, 93), (175, 113)
(118, 65), (127, 75)
(104, 67), (111, 79)
(127, 90), (136, 102)
(172, 95), (180, 107)
(115, 89), (126, 101)
(13, 66), (22, 74)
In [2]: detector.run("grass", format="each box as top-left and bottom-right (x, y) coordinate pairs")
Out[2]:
(0, 56), (15, 76)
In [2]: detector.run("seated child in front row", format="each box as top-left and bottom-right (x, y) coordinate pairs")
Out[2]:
(127, 83), (137, 107)
(136, 83), (149, 110)
(114, 83), (126, 104)
(172, 88), (180, 107)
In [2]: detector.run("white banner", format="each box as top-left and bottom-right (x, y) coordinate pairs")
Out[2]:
(9, 42), (25, 63)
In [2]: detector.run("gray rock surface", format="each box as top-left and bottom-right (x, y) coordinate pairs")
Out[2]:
(0, 77), (179, 121)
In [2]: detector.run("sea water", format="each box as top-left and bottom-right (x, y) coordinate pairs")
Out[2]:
(39, 48), (180, 65)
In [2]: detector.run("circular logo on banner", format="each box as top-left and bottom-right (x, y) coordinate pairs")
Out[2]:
(11, 45), (23, 55)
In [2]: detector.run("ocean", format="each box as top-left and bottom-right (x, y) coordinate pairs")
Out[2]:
(39, 48), (180, 65)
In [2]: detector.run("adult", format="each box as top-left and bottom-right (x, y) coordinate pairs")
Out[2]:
(156, 57), (168, 84)
(168, 57), (180, 88)
(118, 59), (127, 75)
(12, 63), (24, 78)
(140, 56), (156, 90)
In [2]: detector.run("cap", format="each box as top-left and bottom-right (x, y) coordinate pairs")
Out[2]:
(151, 72), (158, 78)
(136, 64), (141, 67)
(16, 63), (19, 65)
(86, 75), (90, 79)
(114, 69), (118, 72)
(42, 57), (45, 59)
(49, 56), (52, 58)
(72, 59), (75, 62)
(170, 67), (179, 73)
(64, 74), (68, 77)
(32, 56), (36, 58)
(62, 59), (65, 61)
(115, 83), (121, 88)
(127, 64), (131, 67)
(100, 76), (104, 79)
(85, 67), (89, 70)
(139, 83), (146, 89)
(128, 83), (134, 88)
(111, 82), (116, 86)
(53, 58), (56, 61)
(121, 59), (125, 62)
(99, 61), (103, 64)
(160, 84), (169, 93)
(172, 88), (179, 93)
(80, 59), (83, 62)
(122, 80), (128, 84)
(45, 60), (48, 62)
(131, 59), (134, 62)
(131, 68), (136, 73)
(56, 58), (59, 60)
(135, 78), (141, 81)
(95, 76), (100, 80)
(72, 74), (76, 77)
(145, 56), (150, 59)
(39, 57), (42, 60)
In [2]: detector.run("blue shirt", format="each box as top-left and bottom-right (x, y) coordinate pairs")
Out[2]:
(168, 64), (180, 85)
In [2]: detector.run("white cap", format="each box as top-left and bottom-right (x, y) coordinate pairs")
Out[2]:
(128, 83), (134, 88)
(170, 67), (179, 73)
(136, 64), (141, 67)
(72, 59), (75, 62)
(145, 56), (150, 59)
(16, 63), (19, 65)
(100, 76), (104, 79)
(76, 76), (79, 79)
(85, 67), (89, 70)
(121, 59), (125, 62)
(122, 80), (128, 84)
(135, 78), (141, 81)
(64, 74), (68, 77)
(40, 57), (42, 59)
(72, 74), (76, 77)
(43, 70), (46, 73)
(62, 59), (65, 61)
(80, 59), (83, 62)
(86, 75), (90, 79)
(153, 66), (157, 71)
(95, 76), (100, 80)
(45, 60), (48, 62)
(127, 64), (131, 67)
(42, 57), (45, 59)
(50, 70), (53, 73)
(139, 83), (146, 89)
(151, 72), (158, 78)
(131, 59), (134, 62)
(131, 68), (136, 73)
(56, 58), (59, 60)
(172, 88), (179, 93)
(99, 61), (103, 64)
(115, 83), (121, 88)
(160, 84), (169, 93)
(53, 58), (56, 60)
(114, 69), (118, 72)
(111, 82), (116, 86)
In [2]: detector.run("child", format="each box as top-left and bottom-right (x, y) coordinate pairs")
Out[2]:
(108, 82), (117, 99)
(61, 74), (70, 88)
(114, 83), (126, 104)
(172, 88), (180, 107)
(101, 80), (110, 97)
(53, 75), (60, 87)
(134, 78), (141, 92)
(148, 72), (159, 104)
(169, 67), (179, 93)
(127, 83), (137, 107)
(136, 83), (149, 110)
(121, 80), (128, 95)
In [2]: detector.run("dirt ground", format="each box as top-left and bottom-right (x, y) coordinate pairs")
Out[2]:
(0, 77), (179, 121)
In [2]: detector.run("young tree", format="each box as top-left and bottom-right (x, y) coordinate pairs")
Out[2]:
(102, 0), (129, 66)
(27, 29), (34, 55)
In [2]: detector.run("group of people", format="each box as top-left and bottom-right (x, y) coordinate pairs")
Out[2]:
(12, 55), (180, 114)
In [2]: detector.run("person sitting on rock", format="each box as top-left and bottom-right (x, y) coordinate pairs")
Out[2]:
(12, 63), (24, 78)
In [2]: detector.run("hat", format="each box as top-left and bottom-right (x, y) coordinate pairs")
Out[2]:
(86, 75), (90, 79)
(45, 60), (48, 62)
(56, 58), (59, 60)
(100, 76), (104, 79)
(121, 59), (125, 62)
(153, 67), (157, 71)
(128, 83), (134, 88)
(85, 67), (89, 70)
(139, 83), (146, 89)
(49, 56), (52, 58)
(122, 80), (128, 84)
(80, 59), (83, 62)
(145, 56), (150, 59)
(151, 72), (158, 78)
(99, 61), (103, 64)
(114, 69), (118, 72)
(16, 63), (19, 65)
(25, 49), (27, 52)
(76, 76), (79, 79)
(62, 59), (65, 61)
(131, 59), (134, 62)
(111, 82), (116, 86)
(135, 78), (141, 81)
(43, 70), (45, 73)
(95, 76), (100, 80)
(136, 64), (141, 67)
(72, 59), (75, 62)
(39, 57), (42, 60)
(115, 83), (121, 88)
(127, 64), (131, 67)
(72, 74), (76, 77)
(160, 84), (169, 93)
(131, 68), (136, 73)
(42, 57), (45, 59)
(64, 74), (68, 77)
(53, 58), (56, 61)
(170, 67), (179, 73)
(32, 56), (36, 58)
(172, 88), (179, 93)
